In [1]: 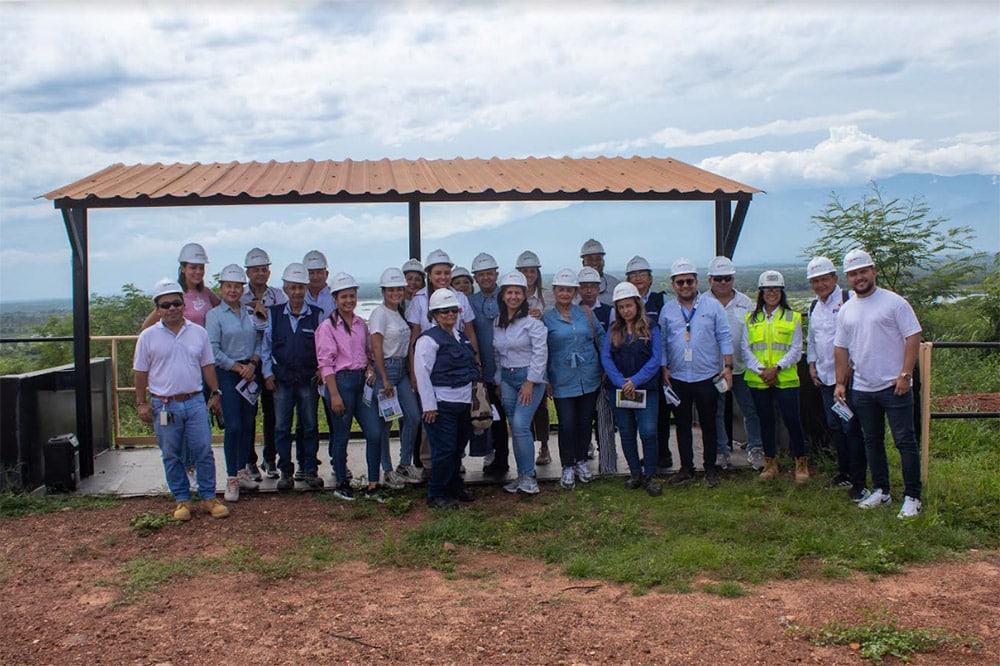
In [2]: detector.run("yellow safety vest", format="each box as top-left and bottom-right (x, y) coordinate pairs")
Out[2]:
(745, 307), (801, 389)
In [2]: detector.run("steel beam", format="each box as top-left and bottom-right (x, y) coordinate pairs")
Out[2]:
(408, 200), (421, 262)
(62, 207), (94, 477)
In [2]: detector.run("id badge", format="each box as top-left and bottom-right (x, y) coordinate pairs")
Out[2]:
(159, 409), (168, 426)
(683, 347), (693, 362)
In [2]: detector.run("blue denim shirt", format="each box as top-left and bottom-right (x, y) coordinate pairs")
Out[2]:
(206, 303), (261, 371)
(469, 289), (501, 382)
(543, 305), (605, 398)
(658, 293), (733, 383)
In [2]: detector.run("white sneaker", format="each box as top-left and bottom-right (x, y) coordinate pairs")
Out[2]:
(575, 460), (594, 483)
(747, 447), (765, 470)
(518, 476), (540, 494)
(383, 470), (406, 490)
(858, 488), (891, 509)
(897, 496), (922, 519)
(559, 467), (575, 490)
(224, 476), (239, 502)
(236, 469), (259, 491)
(716, 451), (731, 470)
(395, 464), (423, 484)
(503, 475), (523, 493)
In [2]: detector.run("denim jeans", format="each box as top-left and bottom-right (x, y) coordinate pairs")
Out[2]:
(820, 383), (867, 485)
(375, 357), (421, 471)
(554, 390), (599, 467)
(424, 400), (471, 500)
(672, 378), (719, 471)
(716, 373), (762, 452)
(274, 380), (319, 475)
(325, 369), (383, 485)
(852, 387), (921, 499)
(218, 369), (259, 477)
(500, 366), (547, 477)
(152, 395), (217, 501)
(611, 396), (658, 478)
(247, 364), (276, 466)
(750, 386), (807, 459)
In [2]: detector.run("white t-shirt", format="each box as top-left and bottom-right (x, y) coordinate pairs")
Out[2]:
(405, 287), (475, 333)
(368, 304), (411, 359)
(834, 288), (921, 392)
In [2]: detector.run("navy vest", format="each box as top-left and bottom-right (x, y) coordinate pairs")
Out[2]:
(644, 291), (665, 322)
(421, 326), (478, 388)
(607, 317), (658, 392)
(592, 304), (611, 330)
(267, 304), (320, 385)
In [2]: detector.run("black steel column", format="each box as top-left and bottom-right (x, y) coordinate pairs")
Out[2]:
(408, 200), (421, 261)
(62, 207), (94, 477)
(723, 199), (752, 259)
(714, 200), (731, 257)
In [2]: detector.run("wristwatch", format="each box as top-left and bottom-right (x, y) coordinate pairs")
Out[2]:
(900, 372), (912, 380)
(210, 389), (222, 397)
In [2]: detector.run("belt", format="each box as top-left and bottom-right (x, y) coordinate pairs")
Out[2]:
(151, 391), (200, 403)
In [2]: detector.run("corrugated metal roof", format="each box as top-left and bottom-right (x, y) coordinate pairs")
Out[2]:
(42, 156), (759, 204)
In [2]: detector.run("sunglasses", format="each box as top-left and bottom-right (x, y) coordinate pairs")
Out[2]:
(673, 278), (696, 286)
(157, 299), (184, 310)
(434, 307), (460, 315)
(711, 276), (733, 283)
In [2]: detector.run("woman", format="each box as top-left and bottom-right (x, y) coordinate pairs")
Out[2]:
(413, 289), (479, 509)
(369, 267), (422, 487)
(515, 249), (553, 466)
(141, 242), (220, 330)
(316, 272), (384, 501)
(740, 270), (809, 483)
(402, 258), (425, 306)
(493, 271), (549, 494)
(543, 268), (604, 490)
(601, 282), (663, 497)
(205, 264), (261, 502)
(450, 266), (474, 297)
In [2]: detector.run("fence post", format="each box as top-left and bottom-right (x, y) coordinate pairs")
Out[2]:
(919, 342), (933, 484)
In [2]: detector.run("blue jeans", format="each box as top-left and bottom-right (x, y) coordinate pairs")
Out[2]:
(152, 395), (217, 501)
(325, 369), (383, 485)
(554, 390), (599, 467)
(750, 386), (807, 459)
(611, 395), (658, 478)
(424, 400), (471, 500)
(375, 357), (420, 471)
(672, 378), (719, 471)
(218, 369), (259, 477)
(852, 387), (921, 499)
(716, 373), (762, 452)
(274, 380), (319, 475)
(820, 383), (867, 485)
(500, 366), (547, 477)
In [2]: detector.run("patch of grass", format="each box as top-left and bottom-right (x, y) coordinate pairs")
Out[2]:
(701, 581), (747, 598)
(0, 492), (118, 520)
(119, 557), (191, 603)
(128, 511), (177, 537)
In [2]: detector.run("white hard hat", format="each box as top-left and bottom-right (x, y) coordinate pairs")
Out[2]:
(244, 247), (271, 267)
(178, 242), (208, 264)
(580, 238), (606, 256)
(471, 252), (499, 273)
(758, 270), (786, 288)
(401, 258), (424, 274)
(707, 256), (736, 276)
(302, 250), (328, 270)
(515, 250), (541, 269)
(425, 249), (453, 268)
(626, 255), (651, 274)
(219, 264), (247, 284)
(451, 266), (472, 280)
(281, 262), (309, 285)
(670, 258), (698, 277)
(330, 272), (359, 293)
(551, 267), (580, 287)
(428, 288), (460, 312)
(806, 256), (837, 280)
(150, 277), (183, 302)
(577, 267), (601, 284)
(843, 248), (874, 272)
(499, 270), (528, 289)
(379, 267), (407, 288)
(612, 281), (641, 302)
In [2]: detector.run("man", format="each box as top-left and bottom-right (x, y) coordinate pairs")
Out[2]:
(261, 263), (324, 492)
(580, 238), (620, 306)
(834, 249), (923, 518)
(241, 247), (288, 481)
(701, 256), (764, 470)
(659, 258), (733, 488)
(806, 256), (868, 501)
(303, 250), (334, 319)
(578, 266), (616, 474)
(134, 278), (229, 521)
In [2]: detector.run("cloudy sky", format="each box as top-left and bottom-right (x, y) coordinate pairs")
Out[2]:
(1, 1), (998, 301)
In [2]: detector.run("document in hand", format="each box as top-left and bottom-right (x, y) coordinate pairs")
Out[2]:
(616, 389), (647, 409)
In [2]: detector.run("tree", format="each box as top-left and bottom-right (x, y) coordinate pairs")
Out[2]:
(803, 182), (983, 309)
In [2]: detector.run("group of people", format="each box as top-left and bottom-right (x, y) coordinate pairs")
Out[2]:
(133, 238), (924, 520)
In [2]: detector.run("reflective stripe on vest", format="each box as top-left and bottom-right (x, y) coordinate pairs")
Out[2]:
(744, 308), (800, 389)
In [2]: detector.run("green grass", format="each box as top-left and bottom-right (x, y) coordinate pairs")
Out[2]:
(128, 510), (178, 537)
(0, 492), (118, 520)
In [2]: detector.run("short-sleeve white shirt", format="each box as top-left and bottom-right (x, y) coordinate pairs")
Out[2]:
(834, 288), (921, 392)
(368, 304), (411, 359)
(133, 319), (214, 396)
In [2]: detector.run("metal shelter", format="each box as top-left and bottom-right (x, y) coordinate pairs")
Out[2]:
(42, 156), (759, 475)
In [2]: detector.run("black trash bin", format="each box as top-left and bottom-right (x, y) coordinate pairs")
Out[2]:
(44, 433), (79, 493)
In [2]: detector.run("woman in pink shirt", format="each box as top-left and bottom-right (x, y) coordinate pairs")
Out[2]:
(141, 243), (221, 330)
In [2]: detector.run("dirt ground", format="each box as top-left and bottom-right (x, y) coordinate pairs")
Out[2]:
(1, 495), (995, 666)
(932, 392), (1000, 414)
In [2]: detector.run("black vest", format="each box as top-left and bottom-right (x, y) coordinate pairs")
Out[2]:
(421, 326), (478, 388)
(267, 304), (319, 385)
(607, 317), (658, 392)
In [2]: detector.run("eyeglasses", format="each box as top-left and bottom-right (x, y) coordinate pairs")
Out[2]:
(673, 278), (696, 286)
(711, 276), (733, 283)
(157, 300), (184, 310)
(434, 307), (460, 315)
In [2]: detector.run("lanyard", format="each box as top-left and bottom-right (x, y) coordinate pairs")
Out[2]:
(681, 305), (697, 343)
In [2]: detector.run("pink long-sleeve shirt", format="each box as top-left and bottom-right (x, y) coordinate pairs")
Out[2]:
(315, 313), (372, 380)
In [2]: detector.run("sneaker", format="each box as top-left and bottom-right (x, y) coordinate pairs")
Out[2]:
(858, 488), (891, 509)
(897, 496), (922, 519)
(277, 472), (294, 492)
(747, 447), (765, 470)
(826, 473), (852, 489)
(333, 483), (355, 501)
(304, 472), (324, 489)
(535, 444), (552, 466)
(383, 470), (406, 490)
(364, 486), (386, 503)
(395, 464), (423, 484)
(849, 486), (871, 503)
(173, 501), (192, 522)
(575, 461), (594, 483)
(483, 450), (496, 467)
(201, 497), (230, 519)
(704, 466), (720, 488)
(427, 496), (458, 510)
(261, 460), (279, 479)
(559, 467), (575, 490)
(715, 451), (731, 470)
(644, 478), (663, 497)
(503, 475), (523, 493)
(185, 467), (197, 491)
(246, 462), (262, 482)
(293, 469), (306, 481)
(667, 468), (695, 486)
(625, 474), (643, 490)
(517, 476), (540, 494)
(224, 476), (239, 502)
(236, 469), (259, 491)
(454, 488), (476, 503)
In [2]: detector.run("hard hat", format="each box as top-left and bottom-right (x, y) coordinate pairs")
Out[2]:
(424, 249), (453, 268)
(471, 252), (499, 273)
(612, 282), (641, 302)
(401, 258), (424, 274)
(577, 267), (601, 284)
(379, 267), (407, 288)
(428, 288), (460, 312)
(843, 248), (874, 272)
(178, 242), (208, 264)
(451, 266), (472, 280)
(625, 255), (651, 274)
(551, 267), (580, 287)
(707, 256), (736, 276)
(670, 258), (698, 277)
(806, 256), (837, 280)
(499, 270), (528, 289)
(244, 247), (271, 267)
(580, 238), (606, 256)
(150, 277), (183, 302)
(219, 264), (248, 284)
(758, 270), (786, 288)
(281, 262), (309, 285)
(302, 250), (328, 270)
(330, 272), (359, 293)
(515, 250), (541, 269)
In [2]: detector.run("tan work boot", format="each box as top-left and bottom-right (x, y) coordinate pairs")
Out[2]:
(795, 457), (810, 484)
(202, 497), (230, 519)
(758, 457), (778, 481)
(173, 501), (192, 522)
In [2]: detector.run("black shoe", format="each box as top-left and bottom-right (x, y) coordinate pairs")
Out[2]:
(826, 473), (852, 489)
(427, 496), (458, 510)
(246, 463), (262, 482)
(625, 474), (643, 490)
(482, 462), (510, 476)
(644, 478), (663, 497)
(453, 488), (475, 502)
(704, 466), (719, 488)
(262, 460), (279, 479)
(276, 472), (294, 492)
(304, 472), (324, 490)
(667, 468), (695, 486)
(848, 485), (871, 503)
